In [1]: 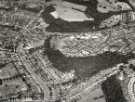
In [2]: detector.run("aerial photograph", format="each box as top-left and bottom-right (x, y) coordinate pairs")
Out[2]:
(0, 0), (135, 102)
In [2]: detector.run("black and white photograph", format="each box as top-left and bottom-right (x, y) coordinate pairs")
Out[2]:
(0, 0), (135, 102)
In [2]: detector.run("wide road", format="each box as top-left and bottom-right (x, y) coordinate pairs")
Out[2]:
(16, 51), (51, 102)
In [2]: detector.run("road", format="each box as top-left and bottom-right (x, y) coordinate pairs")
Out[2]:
(33, 52), (61, 81)
(69, 66), (120, 101)
(14, 51), (51, 102)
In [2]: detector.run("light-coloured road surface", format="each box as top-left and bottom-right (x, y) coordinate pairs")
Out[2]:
(15, 52), (51, 102)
